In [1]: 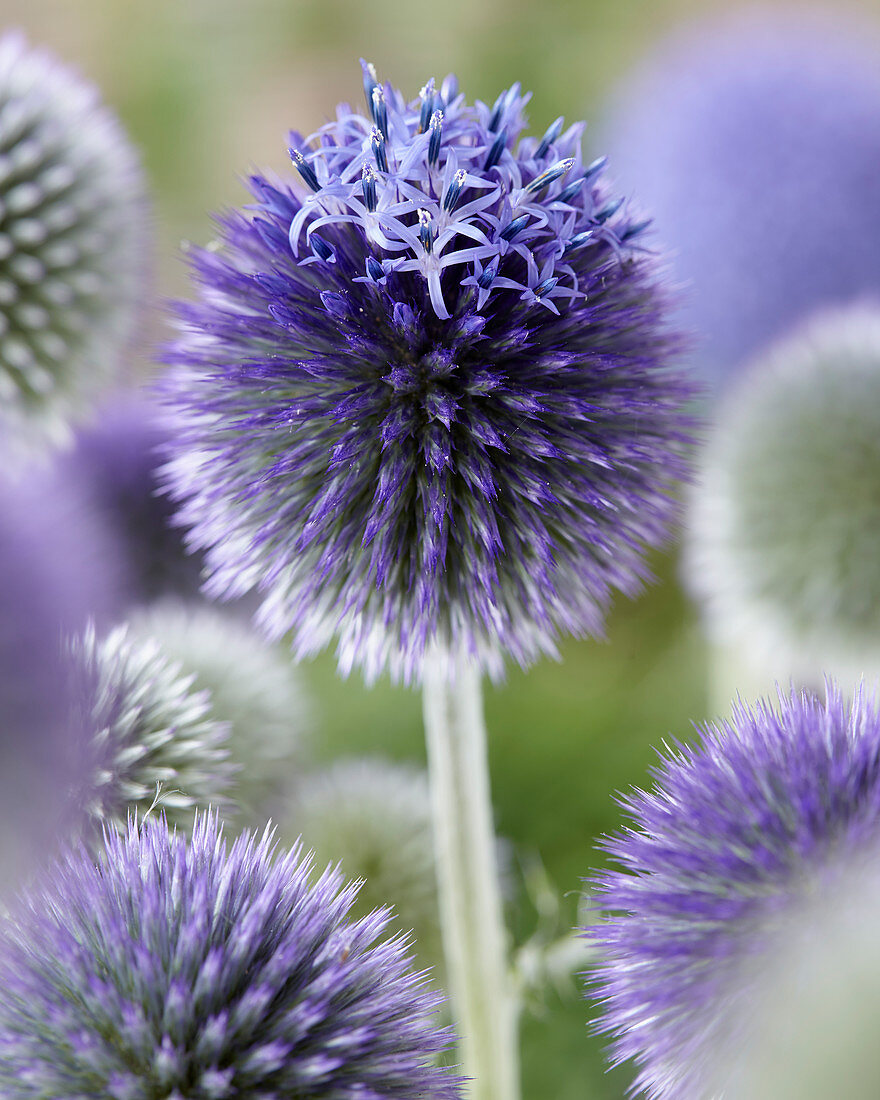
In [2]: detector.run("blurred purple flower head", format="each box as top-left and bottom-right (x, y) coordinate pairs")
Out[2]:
(13, 449), (130, 626)
(61, 391), (205, 605)
(0, 478), (91, 887)
(602, 9), (880, 389)
(161, 63), (691, 684)
(0, 31), (150, 452)
(589, 683), (880, 1100)
(0, 812), (463, 1098)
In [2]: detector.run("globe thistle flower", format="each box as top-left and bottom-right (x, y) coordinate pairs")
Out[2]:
(0, 812), (463, 1098)
(285, 756), (442, 978)
(601, 9), (880, 388)
(685, 305), (880, 689)
(588, 682), (880, 1100)
(161, 62), (692, 684)
(72, 621), (236, 832)
(57, 391), (205, 605)
(0, 32), (149, 448)
(127, 599), (309, 821)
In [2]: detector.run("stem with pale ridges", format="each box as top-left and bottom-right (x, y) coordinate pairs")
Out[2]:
(422, 652), (520, 1100)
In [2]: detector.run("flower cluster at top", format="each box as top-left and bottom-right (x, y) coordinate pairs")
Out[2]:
(588, 684), (880, 1100)
(289, 62), (628, 321)
(162, 62), (692, 684)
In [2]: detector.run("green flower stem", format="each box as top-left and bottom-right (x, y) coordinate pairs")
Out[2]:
(422, 653), (520, 1100)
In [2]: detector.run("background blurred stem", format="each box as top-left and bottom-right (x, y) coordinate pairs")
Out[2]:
(422, 653), (521, 1100)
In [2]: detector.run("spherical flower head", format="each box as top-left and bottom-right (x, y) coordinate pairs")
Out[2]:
(0, 811), (463, 1098)
(161, 62), (692, 684)
(588, 682), (880, 1100)
(685, 305), (880, 687)
(285, 756), (442, 978)
(72, 621), (236, 832)
(601, 8), (880, 388)
(0, 32), (149, 450)
(60, 391), (205, 605)
(127, 599), (309, 822)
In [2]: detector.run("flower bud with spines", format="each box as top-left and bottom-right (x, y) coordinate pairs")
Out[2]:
(0, 33), (149, 451)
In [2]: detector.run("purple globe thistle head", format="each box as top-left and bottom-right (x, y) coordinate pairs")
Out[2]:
(0, 31), (150, 454)
(0, 476), (88, 887)
(160, 62), (693, 685)
(60, 390), (205, 606)
(588, 682), (880, 1099)
(0, 811), (463, 1098)
(684, 304), (880, 690)
(601, 8), (880, 390)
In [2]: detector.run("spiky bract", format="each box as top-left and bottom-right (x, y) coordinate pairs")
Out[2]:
(73, 622), (235, 832)
(161, 63), (691, 683)
(0, 812), (463, 1098)
(0, 33), (148, 448)
(286, 756), (441, 977)
(127, 600), (308, 822)
(685, 306), (880, 686)
(589, 684), (880, 1099)
(602, 9), (880, 387)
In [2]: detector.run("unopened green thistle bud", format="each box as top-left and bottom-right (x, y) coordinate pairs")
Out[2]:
(73, 622), (235, 832)
(686, 305), (880, 693)
(285, 757), (443, 980)
(0, 32), (148, 450)
(126, 600), (309, 822)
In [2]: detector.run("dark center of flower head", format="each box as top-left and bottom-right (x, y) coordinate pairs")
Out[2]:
(166, 62), (689, 682)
